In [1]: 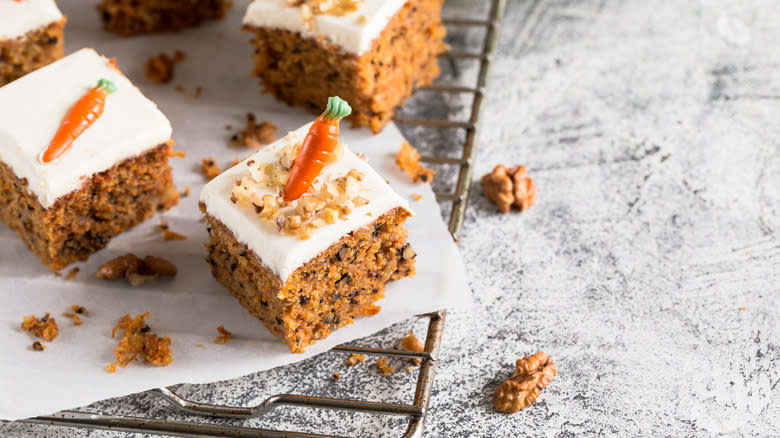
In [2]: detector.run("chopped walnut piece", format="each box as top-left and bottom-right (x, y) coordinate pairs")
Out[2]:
(214, 325), (232, 344)
(201, 157), (221, 179)
(376, 357), (394, 375)
(144, 50), (186, 84)
(108, 312), (172, 371)
(20, 313), (59, 341)
(493, 352), (557, 413)
(31, 340), (46, 351)
(396, 141), (435, 183)
(344, 353), (366, 366)
(400, 331), (424, 365)
(481, 164), (537, 213)
(231, 113), (277, 148)
(96, 254), (177, 286)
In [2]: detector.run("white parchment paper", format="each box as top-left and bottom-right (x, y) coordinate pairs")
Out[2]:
(0, 1), (470, 421)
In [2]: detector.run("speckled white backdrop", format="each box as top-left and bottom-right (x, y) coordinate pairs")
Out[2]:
(2, 0), (778, 436)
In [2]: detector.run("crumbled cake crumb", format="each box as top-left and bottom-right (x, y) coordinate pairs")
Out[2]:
(96, 254), (177, 286)
(201, 157), (221, 179)
(181, 186), (191, 197)
(72, 304), (87, 316)
(376, 357), (394, 375)
(411, 193), (422, 201)
(175, 85), (185, 93)
(400, 331), (424, 365)
(144, 50), (186, 84)
(396, 142), (435, 183)
(31, 341), (46, 351)
(344, 353), (366, 366)
(331, 372), (340, 381)
(405, 365), (414, 373)
(230, 113), (277, 148)
(214, 325), (232, 344)
(493, 352), (557, 413)
(163, 230), (187, 241)
(171, 149), (186, 158)
(61, 312), (84, 326)
(108, 312), (172, 372)
(481, 164), (537, 213)
(194, 86), (203, 99)
(20, 313), (58, 342)
(65, 267), (79, 280)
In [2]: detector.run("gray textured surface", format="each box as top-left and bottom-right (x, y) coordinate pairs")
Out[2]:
(2, 0), (779, 436)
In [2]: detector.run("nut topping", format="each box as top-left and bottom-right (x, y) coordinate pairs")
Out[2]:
(481, 164), (537, 213)
(493, 352), (556, 413)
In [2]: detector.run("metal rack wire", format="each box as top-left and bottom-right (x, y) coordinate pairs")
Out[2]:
(18, 0), (505, 436)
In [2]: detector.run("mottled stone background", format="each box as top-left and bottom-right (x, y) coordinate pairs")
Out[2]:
(2, 0), (778, 436)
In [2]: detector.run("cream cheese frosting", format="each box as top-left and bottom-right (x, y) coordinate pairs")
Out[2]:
(200, 123), (412, 282)
(0, 48), (173, 208)
(0, 0), (63, 40)
(242, 0), (408, 55)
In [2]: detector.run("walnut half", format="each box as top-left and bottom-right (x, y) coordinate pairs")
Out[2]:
(493, 352), (556, 413)
(481, 164), (537, 213)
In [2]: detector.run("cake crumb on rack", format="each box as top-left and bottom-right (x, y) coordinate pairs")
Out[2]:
(400, 331), (424, 365)
(230, 113), (277, 148)
(107, 312), (172, 372)
(214, 325), (232, 344)
(201, 157), (221, 179)
(20, 313), (58, 342)
(493, 352), (556, 413)
(144, 50), (186, 84)
(481, 164), (536, 213)
(331, 372), (340, 381)
(376, 357), (394, 375)
(396, 141), (435, 183)
(344, 353), (366, 366)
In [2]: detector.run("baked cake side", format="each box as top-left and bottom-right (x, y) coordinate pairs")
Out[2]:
(243, 0), (446, 133)
(0, 0), (66, 86)
(203, 206), (414, 352)
(0, 48), (178, 270)
(97, 0), (230, 36)
(0, 143), (178, 270)
(200, 116), (416, 352)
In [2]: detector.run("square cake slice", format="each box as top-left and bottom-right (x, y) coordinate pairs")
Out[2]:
(200, 124), (416, 352)
(0, 0), (66, 86)
(242, 0), (446, 133)
(97, 0), (231, 36)
(0, 48), (179, 271)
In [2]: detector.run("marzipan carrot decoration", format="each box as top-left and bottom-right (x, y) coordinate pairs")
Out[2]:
(40, 78), (117, 164)
(283, 96), (352, 202)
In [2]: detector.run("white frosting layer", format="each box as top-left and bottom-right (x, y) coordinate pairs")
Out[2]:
(242, 0), (407, 55)
(0, 48), (173, 208)
(200, 124), (412, 282)
(0, 0), (63, 40)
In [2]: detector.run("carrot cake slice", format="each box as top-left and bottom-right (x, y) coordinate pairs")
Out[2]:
(200, 97), (415, 352)
(97, 0), (231, 36)
(0, 0), (66, 86)
(0, 48), (179, 271)
(242, 0), (446, 133)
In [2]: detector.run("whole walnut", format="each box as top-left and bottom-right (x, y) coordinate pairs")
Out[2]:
(481, 164), (536, 213)
(493, 352), (556, 413)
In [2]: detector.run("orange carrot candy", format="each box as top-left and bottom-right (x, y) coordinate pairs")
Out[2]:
(282, 96), (352, 202)
(40, 78), (118, 164)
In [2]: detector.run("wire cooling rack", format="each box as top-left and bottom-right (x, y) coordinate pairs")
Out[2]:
(18, 1), (505, 436)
